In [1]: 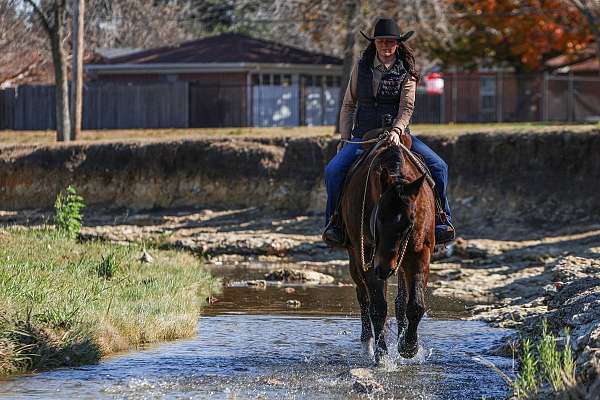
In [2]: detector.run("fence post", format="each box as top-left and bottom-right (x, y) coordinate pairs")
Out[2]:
(321, 79), (326, 126)
(497, 70), (503, 122)
(440, 80), (445, 124)
(542, 72), (548, 122)
(452, 70), (458, 123)
(568, 72), (575, 122)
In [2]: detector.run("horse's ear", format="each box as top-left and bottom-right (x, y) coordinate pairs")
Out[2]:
(403, 175), (426, 199)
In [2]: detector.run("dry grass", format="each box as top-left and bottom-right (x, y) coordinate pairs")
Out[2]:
(0, 227), (220, 376)
(0, 123), (595, 146)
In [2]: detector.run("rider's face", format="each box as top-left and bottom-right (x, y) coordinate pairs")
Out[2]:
(374, 38), (399, 59)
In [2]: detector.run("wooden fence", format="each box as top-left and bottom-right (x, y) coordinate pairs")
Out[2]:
(0, 82), (444, 130)
(0, 83), (189, 130)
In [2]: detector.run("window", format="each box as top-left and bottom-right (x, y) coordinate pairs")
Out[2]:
(325, 76), (334, 87)
(282, 74), (292, 86)
(315, 76), (322, 86)
(262, 74), (271, 85)
(251, 74), (260, 86)
(480, 76), (496, 110)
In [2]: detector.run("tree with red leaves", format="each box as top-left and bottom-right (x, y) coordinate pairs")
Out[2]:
(429, 0), (593, 73)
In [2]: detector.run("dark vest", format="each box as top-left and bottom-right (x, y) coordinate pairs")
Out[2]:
(352, 52), (408, 138)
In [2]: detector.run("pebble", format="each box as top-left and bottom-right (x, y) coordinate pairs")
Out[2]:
(286, 299), (301, 308)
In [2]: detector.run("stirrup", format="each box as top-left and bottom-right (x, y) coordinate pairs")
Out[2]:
(322, 218), (345, 248)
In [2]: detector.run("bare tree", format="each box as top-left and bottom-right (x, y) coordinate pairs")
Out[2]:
(85, 0), (190, 49)
(71, 0), (85, 140)
(0, 0), (45, 88)
(24, 0), (71, 141)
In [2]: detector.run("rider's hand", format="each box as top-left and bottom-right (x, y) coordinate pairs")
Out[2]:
(389, 127), (403, 146)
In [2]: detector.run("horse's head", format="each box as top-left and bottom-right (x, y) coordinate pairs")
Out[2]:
(373, 174), (425, 280)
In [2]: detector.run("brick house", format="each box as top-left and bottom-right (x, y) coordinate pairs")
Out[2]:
(86, 33), (343, 128)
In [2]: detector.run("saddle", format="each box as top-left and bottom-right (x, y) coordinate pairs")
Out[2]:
(331, 127), (446, 247)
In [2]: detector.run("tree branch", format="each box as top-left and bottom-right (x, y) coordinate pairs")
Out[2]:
(23, 0), (52, 36)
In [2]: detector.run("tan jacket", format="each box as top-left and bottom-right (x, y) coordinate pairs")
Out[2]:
(339, 55), (417, 140)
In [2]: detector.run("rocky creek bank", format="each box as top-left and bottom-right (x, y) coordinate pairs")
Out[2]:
(2, 127), (600, 396)
(3, 205), (599, 396)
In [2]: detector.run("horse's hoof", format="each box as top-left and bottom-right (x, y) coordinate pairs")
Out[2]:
(398, 340), (419, 358)
(374, 347), (388, 364)
(361, 338), (374, 359)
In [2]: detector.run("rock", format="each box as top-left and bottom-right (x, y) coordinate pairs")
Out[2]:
(286, 299), (301, 308)
(139, 249), (154, 264)
(451, 237), (492, 259)
(350, 368), (384, 394)
(264, 268), (335, 285)
(284, 287), (296, 294)
(246, 280), (267, 288)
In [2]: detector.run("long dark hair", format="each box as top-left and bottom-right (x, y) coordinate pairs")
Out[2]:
(361, 41), (421, 82)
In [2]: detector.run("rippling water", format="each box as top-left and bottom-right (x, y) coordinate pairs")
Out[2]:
(0, 263), (514, 399)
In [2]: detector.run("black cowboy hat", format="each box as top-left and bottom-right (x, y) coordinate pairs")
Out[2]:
(360, 18), (414, 42)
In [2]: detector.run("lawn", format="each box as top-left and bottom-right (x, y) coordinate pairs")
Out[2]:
(0, 122), (596, 145)
(0, 227), (219, 376)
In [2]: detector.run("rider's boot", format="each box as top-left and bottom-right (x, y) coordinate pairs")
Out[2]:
(435, 224), (455, 244)
(435, 211), (456, 244)
(322, 214), (345, 247)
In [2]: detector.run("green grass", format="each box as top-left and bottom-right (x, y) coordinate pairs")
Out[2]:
(0, 227), (219, 376)
(513, 320), (577, 399)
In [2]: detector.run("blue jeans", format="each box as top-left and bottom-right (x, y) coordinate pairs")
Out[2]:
(324, 135), (452, 225)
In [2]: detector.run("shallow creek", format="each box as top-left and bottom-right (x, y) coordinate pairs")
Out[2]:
(0, 262), (514, 399)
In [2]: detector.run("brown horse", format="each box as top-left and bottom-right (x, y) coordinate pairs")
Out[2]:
(340, 130), (436, 362)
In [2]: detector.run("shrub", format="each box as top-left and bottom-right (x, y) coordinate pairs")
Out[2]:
(513, 320), (577, 399)
(97, 253), (119, 280)
(54, 185), (85, 239)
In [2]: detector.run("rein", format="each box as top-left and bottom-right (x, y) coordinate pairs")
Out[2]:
(358, 131), (414, 273)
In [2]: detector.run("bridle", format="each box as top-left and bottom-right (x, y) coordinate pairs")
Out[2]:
(359, 135), (415, 274)
(365, 184), (414, 276)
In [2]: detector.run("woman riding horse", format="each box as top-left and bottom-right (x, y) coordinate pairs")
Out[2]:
(322, 18), (455, 245)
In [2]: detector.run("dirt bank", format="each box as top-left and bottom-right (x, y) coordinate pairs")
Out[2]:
(1, 127), (600, 234)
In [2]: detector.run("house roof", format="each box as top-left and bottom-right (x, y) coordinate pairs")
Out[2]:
(94, 33), (342, 66)
(0, 52), (54, 88)
(545, 46), (599, 73)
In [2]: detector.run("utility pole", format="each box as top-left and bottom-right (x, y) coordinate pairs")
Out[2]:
(71, 0), (85, 141)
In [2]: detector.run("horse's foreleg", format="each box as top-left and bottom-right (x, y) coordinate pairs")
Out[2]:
(399, 254), (428, 358)
(355, 285), (372, 343)
(349, 251), (374, 351)
(367, 274), (388, 361)
(355, 284), (375, 358)
(395, 270), (408, 349)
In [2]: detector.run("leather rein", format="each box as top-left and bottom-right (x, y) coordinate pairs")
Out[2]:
(358, 130), (417, 274)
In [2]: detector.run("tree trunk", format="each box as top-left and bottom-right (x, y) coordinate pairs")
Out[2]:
(50, 7), (70, 142)
(71, 0), (85, 140)
(514, 74), (541, 122)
